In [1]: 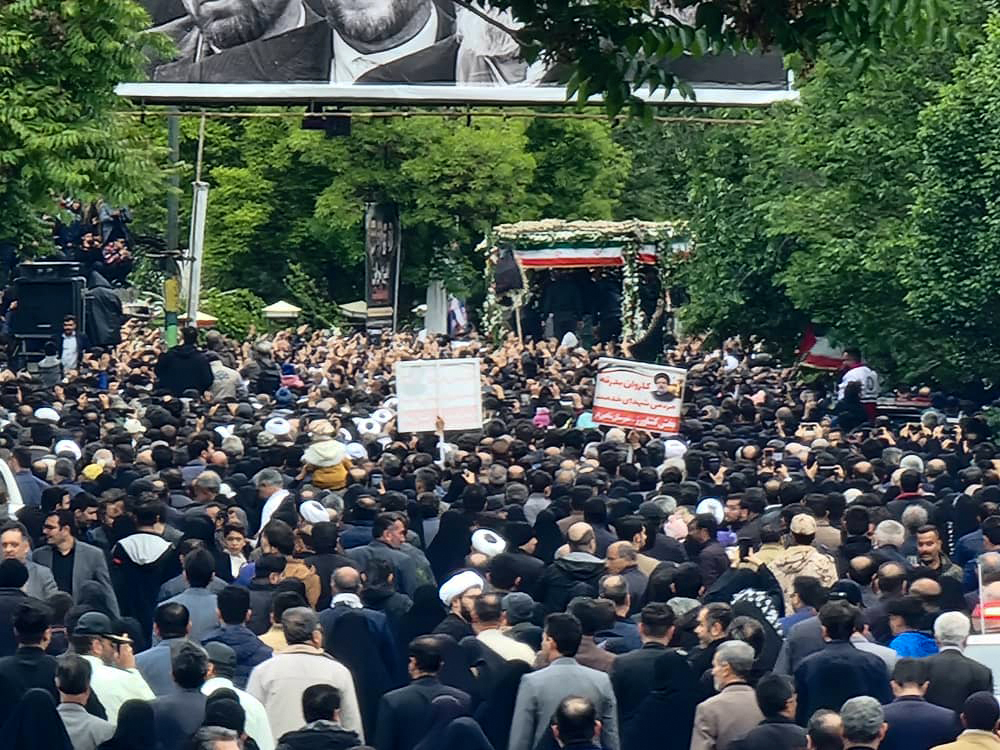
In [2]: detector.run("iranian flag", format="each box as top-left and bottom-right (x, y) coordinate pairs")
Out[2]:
(798, 326), (844, 370)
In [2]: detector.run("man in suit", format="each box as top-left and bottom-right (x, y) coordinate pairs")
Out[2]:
(1, 522), (57, 599)
(933, 692), (1000, 750)
(136, 603), (192, 696)
(925, 611), (994, 713)
(348, 513), (421, 597)
(56, 654), (115, 750)
(881, 658), (961, 750)
(551, 696), (605, 750)
(733, 673), (807, 750)
(0, 600), (61, 725)
(320, 566), (401, 683)
(160, 548), (219, 641)
(794, 601), (892, 725)
(156, 0), (460, 85)
(691, 640), (764, 750)
(509, 612), (619, 750)
(32, 509), (119, 616)
(55, 314), (90, 373)
(374, 635), (470, 750)
(610, 602), (682, 734)
(150, 641), (209, 750)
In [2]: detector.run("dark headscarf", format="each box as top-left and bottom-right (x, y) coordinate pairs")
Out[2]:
(413, 695), (468, 750)
(641, 562), (679, 607)
(398, 584), (447, 644)
(97, 699), (154, 750)
(532, 509), (563, 565)
(324, 608), (394, 740)
(473, 660), (532, 750)
(438, 717), (496, 750)
(2, 688), (73, 750)
(623, 652), (698, 750)
(77, 581), (117, 617)
(427, 510), (474, 581)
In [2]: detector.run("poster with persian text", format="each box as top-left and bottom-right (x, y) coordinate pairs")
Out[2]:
(592, 357), (686, 434)
(395, 357), (482, 433)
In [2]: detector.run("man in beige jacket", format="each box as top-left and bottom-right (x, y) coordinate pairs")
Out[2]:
(246, 607), (363, 742)
(690, 640), (763, 750)
(769, 515), (838, 616)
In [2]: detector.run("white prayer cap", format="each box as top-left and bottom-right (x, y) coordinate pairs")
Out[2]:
(265, 417), (291, 437)
(54, 439), (81, 461)
(345, 442), (367, 461)
(35, 407), (59, 424)
(663, 439), (687, 458)
(471, 529), (507, 558)
(299, 500), (329, 525)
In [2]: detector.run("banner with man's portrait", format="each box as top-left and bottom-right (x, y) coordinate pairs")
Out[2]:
(592, 357), (687, 434)
(364, 202), (400, 331)
(120, 0), (795, 106)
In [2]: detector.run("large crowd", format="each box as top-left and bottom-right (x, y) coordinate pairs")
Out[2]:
(1, 318), (999, 750)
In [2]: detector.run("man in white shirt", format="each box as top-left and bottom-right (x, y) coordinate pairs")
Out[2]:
(58, 315), (88, 374)
(472, 591), (535, 664)
(71, 612), (155, 723)
(255, 469), (289, 532)
(203, 642), (275, 750)
(838, 347), (880, 419)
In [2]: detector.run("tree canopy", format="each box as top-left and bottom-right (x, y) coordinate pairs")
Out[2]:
(480, 0), (956, 113)
(134, 115), (632, 322)
(0, 0), (164, 243)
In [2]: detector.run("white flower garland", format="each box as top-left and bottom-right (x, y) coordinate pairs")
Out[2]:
(477, 220), (690, 342)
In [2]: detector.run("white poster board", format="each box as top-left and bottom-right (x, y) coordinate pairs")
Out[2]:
(592, 357), (687, 433)
(395, 358), (483, 433)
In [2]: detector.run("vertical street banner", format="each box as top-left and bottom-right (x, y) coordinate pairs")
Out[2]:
(592, 357), (687, 433)
(395, 358), (483, 432)
(364, 202), (400, 331)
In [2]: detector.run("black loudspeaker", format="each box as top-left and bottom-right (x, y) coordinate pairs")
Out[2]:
(11, 277), (86, 337)
(18, 261), (82, 280)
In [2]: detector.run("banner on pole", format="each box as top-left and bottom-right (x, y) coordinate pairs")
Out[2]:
(395, 357), (482, 432)
(592, 357), (687, 433)
(364, 202), (400, 331)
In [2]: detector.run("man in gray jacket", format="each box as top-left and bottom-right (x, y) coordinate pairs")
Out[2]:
(32, 510), (119, 616)
(1, 522), (57, 600)
(509, 612), (619, 750)
(56, 654), (115, 750)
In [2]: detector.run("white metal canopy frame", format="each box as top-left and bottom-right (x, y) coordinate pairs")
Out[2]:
(478, 219), (690, 344)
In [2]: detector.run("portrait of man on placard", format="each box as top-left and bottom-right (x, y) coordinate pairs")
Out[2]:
(150, 0), (548, 84)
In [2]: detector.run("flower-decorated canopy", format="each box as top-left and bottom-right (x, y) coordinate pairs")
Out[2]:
(479, 219), (690, 343)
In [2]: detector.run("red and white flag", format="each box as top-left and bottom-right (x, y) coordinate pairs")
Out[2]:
(798, 325), (844, 370)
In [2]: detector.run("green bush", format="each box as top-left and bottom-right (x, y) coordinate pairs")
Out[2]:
(200, 287), (266, 339)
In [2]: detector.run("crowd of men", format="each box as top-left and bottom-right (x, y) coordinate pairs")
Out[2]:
(1, 321), (1000, 750)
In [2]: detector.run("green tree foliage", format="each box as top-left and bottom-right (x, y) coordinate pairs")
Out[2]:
(634, 4), (988, 384)
(905, 15), (1000, 382)
(135, 114), (631, 314)
(200, 287), (266, 339)
(480, 0), (953, 114)
(0, 0), (166, 243)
